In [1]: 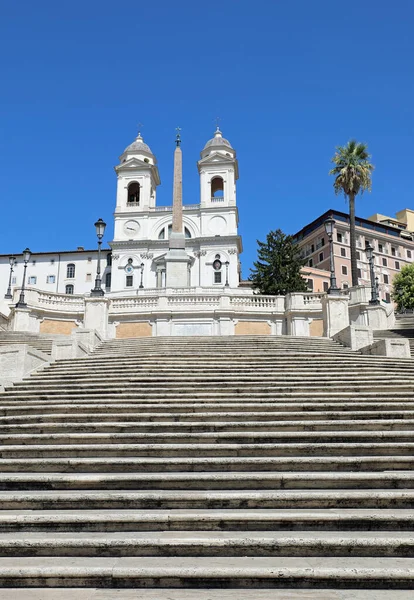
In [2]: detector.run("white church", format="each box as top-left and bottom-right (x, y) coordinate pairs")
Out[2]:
(0, 127), (242, 302)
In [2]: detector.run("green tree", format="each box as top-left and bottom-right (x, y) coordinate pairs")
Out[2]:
(249, 229), (308, 295)
(392, 264), (414, 311)
(329, 140), (374, 286)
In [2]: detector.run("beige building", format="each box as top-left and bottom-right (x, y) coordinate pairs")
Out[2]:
(293, 208), (414, 302)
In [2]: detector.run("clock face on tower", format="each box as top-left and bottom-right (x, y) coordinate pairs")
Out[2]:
(123, 220), (140, 238)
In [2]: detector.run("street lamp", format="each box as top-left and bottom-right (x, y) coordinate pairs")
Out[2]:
(15, 248), (31, 308)
(91, 218), (106, 297)
(139, 262), (144, 288)
(4, 256), (16, 299)
(324, 217), (340, 295)
(224, 260), (229, 287)
(365, 242), (379, 305)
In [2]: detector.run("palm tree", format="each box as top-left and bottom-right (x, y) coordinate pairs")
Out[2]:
(329, 140), (374, 286)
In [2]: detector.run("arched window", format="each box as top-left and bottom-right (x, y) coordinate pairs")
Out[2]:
(158, 225), (192, 239)
(106, 253), (112, 266)
(65, 284), (74, 295)
(212, 254), (222, 284)
(105, 272), (112, 289)
(127, 182), (140, 205)
(211, 177), (224, 198)
(66, 263), (75, 278)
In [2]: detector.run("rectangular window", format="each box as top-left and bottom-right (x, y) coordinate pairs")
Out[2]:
(86, 273), (92, 282)
(337, 233), (342, 243)
(378, 244), (383, 253)
(28, 276), (37, 285)
(126, 275), (133, 287)
(46, 275), (55, 284)
(307, 278), (313, 291)
(311, 244), (315, 253)
(382, 258), (387, 267)
(340, 248), (346, 257)
(341, 265), (348, 275)
(319, 252), (324, 262)
(407, 250), (412, 259)
(383, 274), (389, 284)
(385, 292), (391, 303)
(320, 237), (325, 246)
(357, 268), (362, 279)
(308, 258), (313, 267)
(323, 281), (329, 292)
(391, 247), (396, 256)
(395, 261), (400, 270)
(214, 271), (222, 284)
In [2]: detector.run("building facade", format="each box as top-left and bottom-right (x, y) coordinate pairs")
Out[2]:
(294, 208), (414, 301)
(0, 127), (243, 308)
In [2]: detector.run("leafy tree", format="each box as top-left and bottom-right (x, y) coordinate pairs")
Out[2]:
(249, 229), (308, 295)
(329, 140), (374, 286)
(392, 264), (414, 311)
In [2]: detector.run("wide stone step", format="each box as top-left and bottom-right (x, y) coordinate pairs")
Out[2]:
(2, 401), (414, 415)
(0, 471), (412, 491)
(0, 556), (412, 589)
(2, 418), (414, 434)
(0, 489), (413, 510)
(0, 530), (413, 558)
(5, 589), (411, 600)
(3, 409), (414, 424)
(1, 508), (412, 532)
(0, 430), (411, 445)
(0, 455), (411, 473)
(1, 442), (412, 458)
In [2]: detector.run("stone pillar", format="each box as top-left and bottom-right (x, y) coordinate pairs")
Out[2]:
(322, 294), (350, 338)
(166, 138), (191, 288)
(84, 298), (110, 339)
(11, 308), (39, 333)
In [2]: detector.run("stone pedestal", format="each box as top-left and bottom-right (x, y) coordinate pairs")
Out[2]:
(165, 233), (191, 288)
(322, 294), (350, 338)
(84, 298), (110, 339)
(11, 308), (39, 333)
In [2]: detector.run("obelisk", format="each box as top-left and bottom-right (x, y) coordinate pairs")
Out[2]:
(165, 129), (190, 287)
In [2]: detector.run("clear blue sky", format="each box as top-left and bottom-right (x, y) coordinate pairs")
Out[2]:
(1, 0), (413, 278)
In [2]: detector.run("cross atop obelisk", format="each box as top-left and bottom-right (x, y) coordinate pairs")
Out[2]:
(172, 127), (183, 234)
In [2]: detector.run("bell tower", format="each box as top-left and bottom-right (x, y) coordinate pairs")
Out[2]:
(113, 131), (160, 242)
(197, 127), (239, 207)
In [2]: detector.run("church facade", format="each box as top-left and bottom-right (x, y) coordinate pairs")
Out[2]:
(0, 128), (243, 301)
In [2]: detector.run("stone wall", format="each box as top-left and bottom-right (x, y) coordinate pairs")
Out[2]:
(116, 321), (152, 338)
(40, 319), (78, 335)
(235, 321), (271, 335)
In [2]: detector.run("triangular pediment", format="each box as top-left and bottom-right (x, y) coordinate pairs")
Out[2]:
(115, 157), (152, 172)
(198, 152), (235, 166)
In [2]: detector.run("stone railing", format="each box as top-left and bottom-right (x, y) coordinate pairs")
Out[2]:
(17, 288), (85, 313)
(230, 295), (285, 311)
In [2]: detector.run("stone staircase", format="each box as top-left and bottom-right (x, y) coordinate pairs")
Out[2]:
(374, 314), (414, 356)
(0, 334), (412, 597)
(0, 331), (69, 356)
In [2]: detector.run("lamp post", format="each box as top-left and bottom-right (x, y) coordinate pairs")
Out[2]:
(224, 260), (229, 287)
(324, 217), (340, 295)
(91, 218), (106, 296)
(15, 248), (31, 308)
(4, 256), (16, 299)
(365, 242), (379, 305)
(139, 262), (144, 288)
